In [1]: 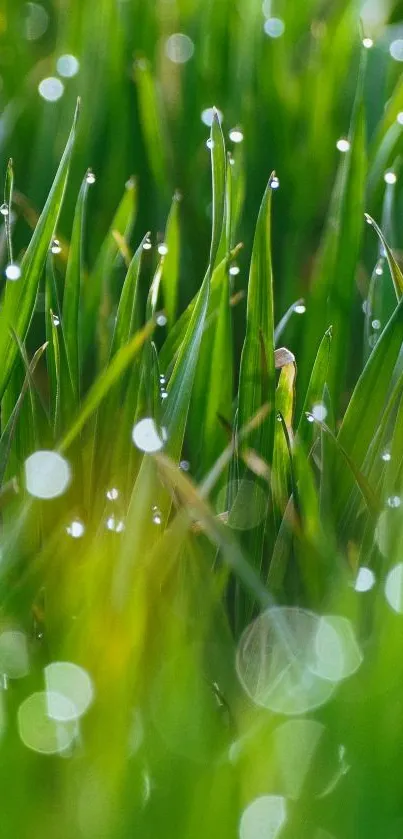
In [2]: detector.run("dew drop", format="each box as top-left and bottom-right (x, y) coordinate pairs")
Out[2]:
(305, 412), (315, 423)
(263, 17), (285, 38)
(158, 243), (169, 256)
(24, 451), (71, 499)
(375, 261), (384, 276)
(38, 77), (64, 102)
(388, 495), (401, 508)
(179, 460), (190, 471)
(362, 37), (374, 49)
(201, 107), (223, 127)
(229, 264), (240, 276)
(156, 313), (168, 327)
(336, 138), (350, 153)
(372, 318), (381, 330)
(51, 313), (60, 327)
(51, 238), (62, 254)
(206, 138), (214, 150)
(354, 566), (375, 592)
(312, 403), (327, 422)
(270, 174), (280, 189)
(5, 264), (21, 281)
(143, 238), (152, 250)
(294, 303), (306, 314)
(106, 487), (119, 501)
(152, 505), (162, 525)
(0, 203), (9, 217)
(229, 127), (244, 144)
(381, 448), (391, 462)
(56, 54), (80, 78)
(384, 171), (397, 185)
(132, 419), (167, 453)
(165, 33), (194, 64)
(86, 170), (96, 185)
(397, 112), (403, 126)
(390, 39), (403, 62)
(66, 519), (85, 538)
(385, 563), (403, 613)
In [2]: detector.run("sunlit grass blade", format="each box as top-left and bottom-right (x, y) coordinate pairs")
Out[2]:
(162, 193), (181, 327)
(272, 362), (296, 524)
(63, 171), (90, 400)
(134, 58), (171, 198)
(0, 101), (79, 401)
(364, 213), (403, 301)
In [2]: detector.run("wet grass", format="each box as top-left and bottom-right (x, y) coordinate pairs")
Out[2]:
(1, 1), (403, 838)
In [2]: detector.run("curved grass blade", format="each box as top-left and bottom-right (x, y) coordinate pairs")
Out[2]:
(4, 158), (13, 264)
(365, 213), (403, 301)
(162, 193), (181, 326)
(0, 100), (80, 401)
(297, 326), (332, 448)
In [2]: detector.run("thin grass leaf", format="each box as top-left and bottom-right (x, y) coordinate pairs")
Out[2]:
(162, 193), (181, 326)
(63, 171), (90, 400)
(0, 101), (80, 401)
(4, 158), (13, 264)
(365, 213), (403, 301)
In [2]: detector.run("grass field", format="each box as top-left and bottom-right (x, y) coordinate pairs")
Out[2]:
(1, 1), (403, 837)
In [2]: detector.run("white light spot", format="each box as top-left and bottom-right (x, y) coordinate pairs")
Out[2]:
(263, 17), (285, 38)
(375, 261), (384, 276)
(66, 519), (85, 538)
(397, 112), (403, 125)
(362, 37), (374, 49)
(5, 264), (21, 281)
(206, 138), (214, 150)
(229, 265), (240, 276)
(0, 630), (29, 678)
(132, 418), (167, 453)
(384, 171), (397, 185)
(390, 39), (403, 62)
(165, 33), (194, 64)
(24, 3), (49, 41)
(52, 313), (60, 327)
(372, 318), (381, 330)
(336, 138), (350, 153)
(236, 607), (336, 715)
(45, 661), (94, 721)
(143, 239), (152, 250)
(385, 563), (403, 613)
(38, 77), (64, 102)
(354, 567), (375, 592)
(0, 203), (9, 217)
(229, 127), (244, 144)
(106, 488), (119, 501)
(18, 691), (77, 754)
(294, 303), (306, 314)
(387, 495), (401, 508)
(86, 170), (96, 185)
(306, 412), (315, 423)
(312, 403), (327, 422)
(308, 616), (362, 682)
(56, 54), (80, 78)
(24, 451), (71, 499)
(51, 238), (62, 254)
(381, 449), (391, 462)
(270, 174), (280, 189)
(201, 107), (223, 127)
(158, 243), (169, 255)
(156, 313), (168, 327)
(239, 795), (287, 839)
(152, 505), (162, 525)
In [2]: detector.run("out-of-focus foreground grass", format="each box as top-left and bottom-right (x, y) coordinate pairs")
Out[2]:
(1, 1), (403, 838)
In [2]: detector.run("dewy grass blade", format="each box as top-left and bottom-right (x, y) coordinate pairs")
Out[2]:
(4, 158), (14, 265)
(63, 171), (90, 400)
(364, 213), (403, 301)
(0, 100), (80, 402)
(297, 326), (332, 449)
(162, 193), (181, 327)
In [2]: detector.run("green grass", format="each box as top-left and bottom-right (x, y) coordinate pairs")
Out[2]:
(2, 1), (403, 837)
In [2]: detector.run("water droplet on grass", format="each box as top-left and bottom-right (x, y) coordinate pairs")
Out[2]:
(51, 313), (60, 327)
(5, 264), (21, 281)
(38, 77), (64, 101)
(165, 33), (194, 64)
(384, 171), (397, 184)
(24, 451), (71, 499)
(0, 203), (9, 216)
(362, 37), (374, 49)
(375, 261), (384, 276)
(270, 174), (280, 189)
(132, 418), (167, 453)
(397, 112), (403, 125)
(18, 691), (77, 754)
(206, 138), (214, 150)
(390, 39), (403, 61)
(158, 243), (168, 255)
(312, 403), (327, 422)
(336, 138), (350, 153)
(86, 170), (96, 185)
(229, 127), (244, 144)
(294, 303), (306, 314)
(372, 318), (381, 330)
(381, 448), (391, 462)
(106, 487), (119, 501)
(239, 795), (287, 839)
(387, 495), (401, 508)
(201, 107), (223, 126)
(51, 238), (62, 254)
(156, 313), (168, 327)
(143, 238), (152, 250)
(66, 519), (85, 538)
(179, 460), (190, 471)
(24, 3), (49, 41)
(45, 661), (94, 720)
(152, 506), (162, 525)
(56, 54), (80, 78)
(354, 567), (375, 592)
(263, 17), (285, 38)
